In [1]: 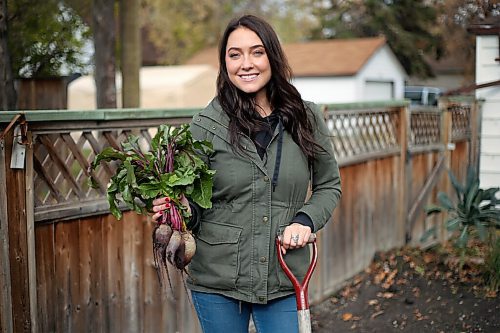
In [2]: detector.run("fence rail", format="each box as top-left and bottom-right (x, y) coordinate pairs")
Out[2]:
(0, 98), (480, 333)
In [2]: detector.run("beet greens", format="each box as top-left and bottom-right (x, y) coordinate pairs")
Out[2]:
(90, 123), (215, 229)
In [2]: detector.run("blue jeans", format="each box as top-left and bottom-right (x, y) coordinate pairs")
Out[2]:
(191, 291), (299, 333)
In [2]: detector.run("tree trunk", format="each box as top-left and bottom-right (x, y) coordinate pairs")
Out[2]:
(92, 0), (117, 108)
(0, 0), (17, 110)
(120, 0), (141, 108)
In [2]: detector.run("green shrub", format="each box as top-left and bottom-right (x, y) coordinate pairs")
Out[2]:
(425, 168), (500, 248)
(424, 167), (500, 282)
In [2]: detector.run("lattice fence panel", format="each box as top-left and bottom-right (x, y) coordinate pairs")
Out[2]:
(32, 125), (168, 220)
(449, 103), (471, 141)
(324, 108), (400, 159)
(410, 110), (441, 147)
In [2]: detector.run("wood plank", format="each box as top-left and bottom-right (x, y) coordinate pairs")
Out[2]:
(77, 217), (104, 333)
(0, 109), (197, 123)
(103, 214), (124, 333)
(0, 137), (13, 333)
(33, 199), (120, 222)
(438, 100), (453, 242)
(34, 224), (56, 332)
(54, 220), (80, 332)
(5, 129), (32, 333)
(142, 217), (160, 333)
(337, 148), (399, 168)
(121, 213), (144, 333)
(469, 101), (481, 171)
(24, 132), (38, 333)
(91, 216), (105, 333)
(398, 105), (410, 246)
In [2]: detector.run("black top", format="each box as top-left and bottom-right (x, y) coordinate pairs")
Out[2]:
(253, 112), (279, 160)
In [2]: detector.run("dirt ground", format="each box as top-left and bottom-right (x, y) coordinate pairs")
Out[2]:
(310, 245), (499, 333)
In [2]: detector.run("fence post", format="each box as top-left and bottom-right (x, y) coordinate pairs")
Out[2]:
(0, 136), (13, 333)
(469, 99), (482, 174)
(25, 131), (37, 333)
(398, 104), (411, 245)
(2, 128), (37, 333)
(438, 98), (453, 243)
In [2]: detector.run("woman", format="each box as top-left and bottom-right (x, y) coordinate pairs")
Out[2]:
(152, 14), (341, 333)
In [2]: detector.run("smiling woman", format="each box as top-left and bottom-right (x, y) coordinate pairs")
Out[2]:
(151, 14), (342, 333)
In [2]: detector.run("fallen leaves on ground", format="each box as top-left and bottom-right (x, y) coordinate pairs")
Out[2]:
(311, 243), (500, 332)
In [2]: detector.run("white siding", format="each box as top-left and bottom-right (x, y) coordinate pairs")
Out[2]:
(476, 35), (500, 188)
(292, 76), (357, 104)
(358, 46), (407, 100)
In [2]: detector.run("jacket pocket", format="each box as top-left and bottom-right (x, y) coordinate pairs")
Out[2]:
(188, 221), (242, 290)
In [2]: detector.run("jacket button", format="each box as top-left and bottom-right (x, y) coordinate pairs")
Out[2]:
(196, 118), (201, 122)
(259, 256), (267, 263)
(258, 296), (265, 302)
(264, 176), (269, 182)
(262, 216), (268, 223)
(212, 126), (216, 130)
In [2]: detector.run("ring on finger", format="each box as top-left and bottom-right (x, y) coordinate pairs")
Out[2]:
(291, 234), (299, 244)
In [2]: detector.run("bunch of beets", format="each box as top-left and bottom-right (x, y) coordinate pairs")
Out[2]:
(90, 124), (215, 288)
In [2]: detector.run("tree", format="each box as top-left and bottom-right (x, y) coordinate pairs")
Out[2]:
(310, 0), (445, 78)
(143, 0), (224, 65)
(241, 0), (318, 43)
(120, 0), (141, 108)
(66, 0), (142, 109)
(7, 0), (91, 78)
(92, 0), (117, 108)
(143, 0), (317, 65)
(0, 0), (16, 110)
(437, 0), (499, 83)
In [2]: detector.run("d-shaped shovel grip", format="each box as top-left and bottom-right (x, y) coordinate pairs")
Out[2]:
(276, 234), (318, 310)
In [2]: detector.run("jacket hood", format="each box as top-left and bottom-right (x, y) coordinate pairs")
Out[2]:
(198, 98), (230, 129)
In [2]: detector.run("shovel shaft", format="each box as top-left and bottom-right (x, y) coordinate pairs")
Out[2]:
(297, 309), (312, 333)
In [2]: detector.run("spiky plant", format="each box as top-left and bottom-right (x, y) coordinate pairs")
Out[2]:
(425, 168), (499, 248)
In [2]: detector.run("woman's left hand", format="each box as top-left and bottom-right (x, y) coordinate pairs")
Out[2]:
(280, 223), (312, 255)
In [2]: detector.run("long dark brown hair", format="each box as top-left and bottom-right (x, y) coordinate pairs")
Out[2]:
(216, 14), (324, 162)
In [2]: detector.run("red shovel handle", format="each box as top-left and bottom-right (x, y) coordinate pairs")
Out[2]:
(276, 234), (318, 310)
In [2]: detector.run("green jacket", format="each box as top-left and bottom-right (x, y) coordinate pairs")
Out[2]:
(187, 98), (341, 304)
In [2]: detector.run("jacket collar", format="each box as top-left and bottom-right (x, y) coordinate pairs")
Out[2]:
(199, 98), (230, 129)
(198, 98), (284, 181)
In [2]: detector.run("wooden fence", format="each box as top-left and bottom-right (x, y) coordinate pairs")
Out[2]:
(0, 97), (480, 332)
(15, 77), (71, 110)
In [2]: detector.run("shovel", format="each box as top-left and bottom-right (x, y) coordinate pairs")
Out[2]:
(276, 234), (318, 333)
